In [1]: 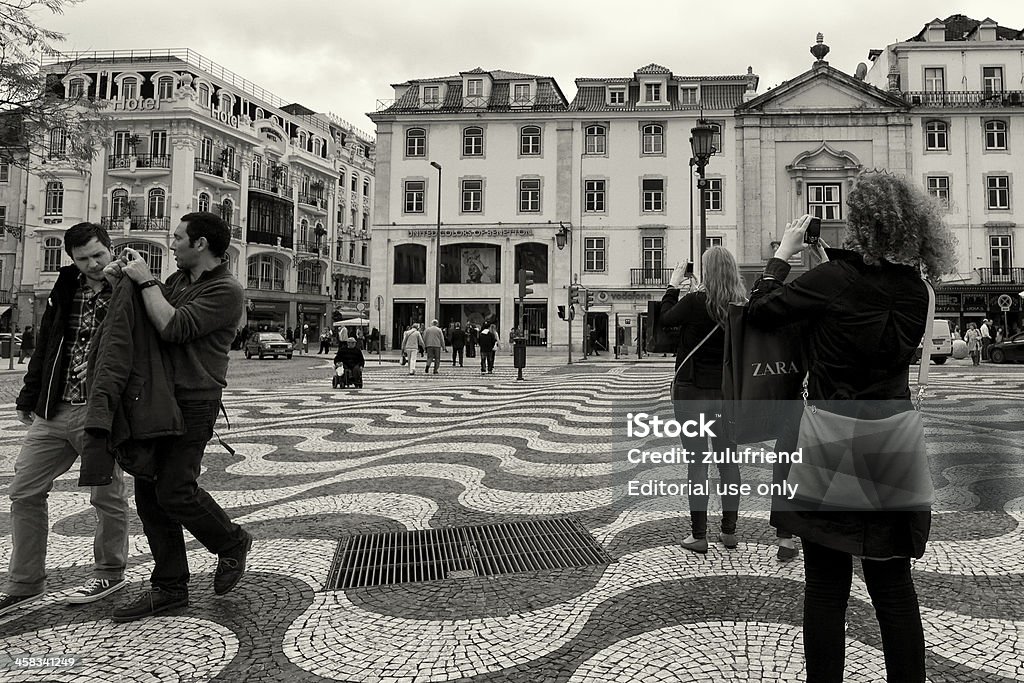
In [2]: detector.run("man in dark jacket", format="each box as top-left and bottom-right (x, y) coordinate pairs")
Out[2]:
(333, 337), (365, 388)
(450, 322), (466, 367)
(1, 223), (130, 617)
(107, 212), (251, 622)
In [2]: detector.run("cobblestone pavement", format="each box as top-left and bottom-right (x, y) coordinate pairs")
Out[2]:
(0, 359), (1022, 682)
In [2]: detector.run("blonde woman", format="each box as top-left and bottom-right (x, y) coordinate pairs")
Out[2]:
(660, 246), (748, 554)
(964, 322), (982, 366)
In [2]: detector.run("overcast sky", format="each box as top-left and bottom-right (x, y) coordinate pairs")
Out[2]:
(45, 1), (1024, 139)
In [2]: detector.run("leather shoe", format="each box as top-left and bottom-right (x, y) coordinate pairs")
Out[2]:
(719, 532), (738, 549)
(111, 588), (187, 623)
(214, 532), (253, 595)
(777, 541), (799, 561)
(681, 534), (708, 555)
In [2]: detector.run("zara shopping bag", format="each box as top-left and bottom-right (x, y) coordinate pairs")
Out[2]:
(721, 304), (806, 444)
(786, 282), (937, 512)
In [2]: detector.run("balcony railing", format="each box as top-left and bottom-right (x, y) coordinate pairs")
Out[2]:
(248, 176), (293, 196)
(297, 283), (324, 295)
(297, 193), (326, 208)
(194, 158), (223, 175)
(246, 278), (285, 291)
(295, 240), (329, 256)
(229, 224), (243, 240)
(0, 290), (11, 304)
(108, 154), (132, 169)
(903, 90), (1024, 108)
(977, 267), (1024, 284)
(630, 268), (673, 287)
(136, 154), (171, 169)
(100, 215), (171, 232)
(247, 230), (292, 249)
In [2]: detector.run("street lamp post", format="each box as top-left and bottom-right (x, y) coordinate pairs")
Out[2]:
(430, 161), (442, 324)
(555, 222), (571, 364)
(689, 121), (717, 268)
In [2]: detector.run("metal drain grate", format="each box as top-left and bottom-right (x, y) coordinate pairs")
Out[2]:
(325, 517), (612, 590)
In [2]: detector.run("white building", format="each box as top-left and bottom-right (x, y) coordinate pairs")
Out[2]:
(864, 14), (1024, 331)
(16, 49), (374, 337)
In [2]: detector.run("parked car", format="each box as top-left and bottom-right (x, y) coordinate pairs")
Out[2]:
(915, 319), (952, 364)
(244, 332), (293, 360)
(989, 332), (1024, 364)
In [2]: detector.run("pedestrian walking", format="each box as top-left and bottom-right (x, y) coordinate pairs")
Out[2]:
(964, 322), (982, 366)
(450, 322), (466, 366)
(318, 329), (332, 354)
(979, 319), (992, 361)
(466, 323), (478, 358)
(422, 320), (446, 375)
(17, 325), (34, 364)
(369, 326), (380, 353)
(1, 223), (131, 617)
(301, 325), (309, 354)
(402, 324), (425, 375)
(746, 172), (957, 682)
(355, 326), (365, 350)
(660, 249), (745, 555)
(477, 323), (499, 374)
(109, 212), (252, 622)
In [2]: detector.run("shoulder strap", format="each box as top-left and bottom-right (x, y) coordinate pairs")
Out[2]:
(915, 280), (936, 409)
(672, 324), (721, 383)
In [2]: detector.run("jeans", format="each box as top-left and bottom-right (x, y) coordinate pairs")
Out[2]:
(425, 347), (441, 372)
(480, 349), (495, 373)
(134, 400), (246, 595)
(803, 540), (925, 682)
(671, 384), (739, 538)
(452, 346), (464, 366)
(5, 403), (129, 595)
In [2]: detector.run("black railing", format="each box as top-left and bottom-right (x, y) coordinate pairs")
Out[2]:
(904, 90), (1024, 107)
(229, 224), (243, 240)
(298, 193), (325, 208)
(108, 154), (132, 169)
(247, 278), (285, 291)
(630, 268), (673, 287)
(136, 154), (171, 169)
(249, 176), (293, 196)
(246, 230), (293, 249)
(194, 158), (223, 175)
(295, 241), (328, 256)
(977, 267), (1024, 284)
(100, 215), (170, 231)
(0, 290), (10, 304)
(297, 283), (323, 295)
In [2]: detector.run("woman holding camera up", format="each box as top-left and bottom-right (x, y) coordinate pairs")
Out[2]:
(660, 246), (748, 554)
(747, 172), (956, 682)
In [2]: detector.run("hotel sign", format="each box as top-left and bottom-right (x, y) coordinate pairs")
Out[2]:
(113, 98), (159, 112)
(407, 228), (535, 238)
(209, 107), (241, 128)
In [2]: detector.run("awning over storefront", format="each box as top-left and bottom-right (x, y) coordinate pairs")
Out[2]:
(0, 306), (11, 317)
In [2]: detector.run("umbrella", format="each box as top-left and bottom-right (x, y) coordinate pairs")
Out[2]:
(333, 318), (370, 326)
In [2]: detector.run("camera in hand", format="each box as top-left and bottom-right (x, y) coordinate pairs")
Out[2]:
(804, 216), (821, 245)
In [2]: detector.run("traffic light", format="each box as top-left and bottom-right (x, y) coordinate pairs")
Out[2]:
(518, 269), (534, 299)
(585, 289), (595, 309)
(557, 305), (566, 320)
(569, 284), (582, 306)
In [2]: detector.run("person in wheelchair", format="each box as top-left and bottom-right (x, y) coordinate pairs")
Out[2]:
(333, 337), (365, 388)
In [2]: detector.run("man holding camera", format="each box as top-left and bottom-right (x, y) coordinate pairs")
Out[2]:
(105, 212), (252, 622)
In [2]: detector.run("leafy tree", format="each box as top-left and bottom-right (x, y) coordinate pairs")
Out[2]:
(1, 0), (108, 169)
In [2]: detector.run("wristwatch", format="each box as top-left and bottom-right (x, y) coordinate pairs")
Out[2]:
(137, 279), (161, 291)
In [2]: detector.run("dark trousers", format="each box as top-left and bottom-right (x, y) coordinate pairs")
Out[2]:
(466, 344), (476, 358)
(452, 345), (464, 366)
(672, 384), (739, 538)
(803, 540), (925, 683)
(134, 400), (245, 595)
(480, 349), (495, 372)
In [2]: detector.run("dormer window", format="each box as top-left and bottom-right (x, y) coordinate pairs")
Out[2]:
(466, 79), (484, 96)
(157, 76), (174, 100)
(679, 87), (698, 106)
(422, 85), (440, 104)
(609, 88), (626, 105)
(198, 84), (210, 107)
(68, 78), (85, 99)
(513, 83), (531, 104)
(644, 83), (662, 102)
(121, 77), (137, 100)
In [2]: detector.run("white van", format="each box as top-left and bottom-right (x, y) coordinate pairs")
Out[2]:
(916, 320), (953, 364)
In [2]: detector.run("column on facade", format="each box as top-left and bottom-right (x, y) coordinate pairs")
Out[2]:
(169, 134), (198, 281)
(87, 149), (107, 225)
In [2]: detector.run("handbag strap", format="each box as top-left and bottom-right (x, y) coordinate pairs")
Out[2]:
(672, 324), (721, 383)
(915, 279), (936, 409)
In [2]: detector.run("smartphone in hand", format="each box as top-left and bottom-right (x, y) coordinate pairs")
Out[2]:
(804, 216), (821, 245)
(684, 261), (694, 277)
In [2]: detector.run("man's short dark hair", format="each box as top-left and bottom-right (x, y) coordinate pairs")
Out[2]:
(64, 222), (112, 257)
(180, 212), (230, 258)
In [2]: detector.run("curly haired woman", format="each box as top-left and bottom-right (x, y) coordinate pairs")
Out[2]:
(747, 171), (956, 682)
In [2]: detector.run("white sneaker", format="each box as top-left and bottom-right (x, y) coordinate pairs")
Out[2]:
(65, 578), (128, 605)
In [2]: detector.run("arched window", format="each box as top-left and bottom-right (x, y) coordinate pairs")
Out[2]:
(111, 189), (130, 218)
(299, 218), (310, 246)
(121, 77), (137, 100)
(48, 129), (67, 158)
(642, 123), (663, 154)
(254, 108), (264, 119)
(985, 120), (1007, 150)
(520, 125), (541, 156)
(313, 137), (323, 157)
(220, 198), (234, 223)
(406, 127), (426, 157)
(148, 188), (166, 218)
(585, 124), (606, 155)
(117, 241), (164, 274)
(45, 181), (64, 216)
(247, 254), (285, 290)
(42, 237), (63, 272)
(298, 131), (307, 150)
(198, 192), (210, 213)
(709, 122), (722, 153)
(925, 120), (948, 151)
(198, 83), (210, 107)
(68, 78), (85, 99)
(463, 126), (483, 156)
(394, 244), (427, 284)
(218, 91), (233, 112)
(157, 76), (174, 100)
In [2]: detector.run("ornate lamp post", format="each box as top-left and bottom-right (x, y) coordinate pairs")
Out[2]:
(555, 222), (573, 364)
(689, 121), (717, 265)
(429, 161), (442, 323)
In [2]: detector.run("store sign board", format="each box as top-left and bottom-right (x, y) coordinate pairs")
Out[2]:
(407, 228), (534, 238)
